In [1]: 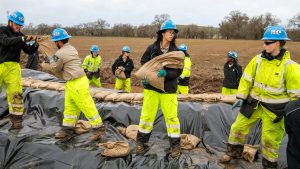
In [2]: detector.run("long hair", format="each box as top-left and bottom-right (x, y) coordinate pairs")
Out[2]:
(155, 30), (177, 45)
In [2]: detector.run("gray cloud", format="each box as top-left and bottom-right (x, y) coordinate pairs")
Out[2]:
(1, 0), (299, 27)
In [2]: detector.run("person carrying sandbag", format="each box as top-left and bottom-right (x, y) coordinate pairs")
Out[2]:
(41, 28), (105, 142)
(82, 45), (102, 87)
(111, 46), (134, 93)
(136, 19), (183, 158)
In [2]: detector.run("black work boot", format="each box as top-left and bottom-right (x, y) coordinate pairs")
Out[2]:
(136, 141), (150, 155)
(9, 114), (23, 130)
(262, 158), (278, 169)
(55, 127), (76, 143)
(219, 143), (244, 163)
(89, 125), (106, 141)
(170, 146), (181, 158)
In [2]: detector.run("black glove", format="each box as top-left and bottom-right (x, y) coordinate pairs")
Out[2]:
(86, 71), (92, 79)
(94, 68), (100, 78)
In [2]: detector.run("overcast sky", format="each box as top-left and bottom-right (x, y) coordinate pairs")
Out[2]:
(1, 0), (299, 27)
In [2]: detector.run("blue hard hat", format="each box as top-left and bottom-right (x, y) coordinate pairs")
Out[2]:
(122, 46), (130, 53)
(51, 28), (72, 42)
(157, 19), (179, 34)
(90, 45), (99, 53)
(179, 44), (187, 51)
(7, 11), (25, 26)
(261, 26), (290, 41)
(227, 51), (238, 60)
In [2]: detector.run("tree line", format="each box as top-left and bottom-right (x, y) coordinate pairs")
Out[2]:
(2, 12), (299, 40)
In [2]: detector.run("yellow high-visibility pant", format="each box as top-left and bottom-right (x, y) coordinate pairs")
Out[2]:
(138, 89), (180, 138)
(115, 78), (131, 93)
(222, 87), (237, 95)
(0, 62), (23, 115)
(63, 76), (103, 128)
(89, 76), (101, 87)
(228, 104), (285, 162)
(177, 85), (189, 94)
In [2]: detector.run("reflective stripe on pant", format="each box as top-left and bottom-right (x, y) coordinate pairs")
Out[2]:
(222, 87), (237, 95)
(177, 85), (189, 94)
(228, 104), (285, 162)
(0, 62), (23, 115)
(63, 76), (103, 128)
(138, 89), (180, 139)
(115, 78), (131, 93)
(89, 76), (101, 87)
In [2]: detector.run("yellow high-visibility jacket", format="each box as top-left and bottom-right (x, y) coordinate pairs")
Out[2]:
(237, 50), (300, 104)
(82, 54), (102, 72)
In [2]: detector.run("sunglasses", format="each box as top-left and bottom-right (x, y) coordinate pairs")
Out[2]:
(264, 41), (277, 46)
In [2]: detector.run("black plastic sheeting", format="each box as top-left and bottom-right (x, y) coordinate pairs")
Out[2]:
(0, 69), (288, 169)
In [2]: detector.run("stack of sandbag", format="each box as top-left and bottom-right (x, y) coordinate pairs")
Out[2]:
(242, 144), (259, 163)
(97, 141), (130, 157)
(134, 51), (185, 91)
(180, 134), (201, 150)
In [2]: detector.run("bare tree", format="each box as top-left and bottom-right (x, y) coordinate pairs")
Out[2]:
(289, 13), (300, 28)
(151, 14), (170, 30)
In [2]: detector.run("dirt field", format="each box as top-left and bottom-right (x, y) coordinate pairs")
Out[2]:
(21, 37), (300, 94)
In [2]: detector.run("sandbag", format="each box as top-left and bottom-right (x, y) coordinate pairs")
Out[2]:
(75, 120), (92, 134)
(115, 69), (126, 80)
(180, 134), (201, 150)
(125, 125), (139, 141)
(134, 51), (185, 91)
(242, 144), (259, 163)
(116, 126), (126, 136)
(37, 36), (57, 57)
(97, 141), (130, 157)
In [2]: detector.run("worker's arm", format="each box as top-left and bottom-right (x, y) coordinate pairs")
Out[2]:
(0, 29), (23, 46)
(285, 62), (300, 100)
(165, 68), (183, 80)
(141, 45), (152, 65)
(82, 56), (89, 70)
(124, 59), (134, 72)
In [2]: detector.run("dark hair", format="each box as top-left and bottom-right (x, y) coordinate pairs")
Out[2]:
(279, 40), (286, 48)
(156, 30), (177, 45)
(60, 38), (69, 44)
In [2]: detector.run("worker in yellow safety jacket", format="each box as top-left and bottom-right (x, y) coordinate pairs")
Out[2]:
(42, 28), (104, 142)
(111, 46), (134, 93)
(136, 20), (183, 158)
(219, 26), (300, 169)
(0, 11), (39, 130)
(177, 44), (192, 94)
(82, 45), (102, 87)
(221, 51), (243, 96)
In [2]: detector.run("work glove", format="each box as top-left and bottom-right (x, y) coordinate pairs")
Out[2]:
(86, 71), (93, 80)
(157, 69), (167, 77)
(94, 68), (100, 78)
(231, 99), (244, 110)
(44, 56), (51, 63)
(142, 77), (149, 88)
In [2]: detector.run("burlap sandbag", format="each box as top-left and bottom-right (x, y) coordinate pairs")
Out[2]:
(75, 120), (92, 134)
(180, 134), (201, 150)
(37, 36), (57, 57)
(243, 144), (259, 163)
(94, 91), (112, 100)
(103, 93), (120, 102)
(22, 79), (33, 87)
(125, 125), (139, 141)
(116, 126), (126, 136)
(115, 69), (126, 80)
(134, 51), (185, 91)
(97, 141), (130, 157)
(115, 93), (135, 102)
(47, 82), (65, 91)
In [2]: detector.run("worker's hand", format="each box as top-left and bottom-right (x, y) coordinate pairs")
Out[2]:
(23, 35), (37, 42)
(142, 77), (149, 87)
(86, 71), (93, 79)
(118, 66), (125, 71)
(44, 56), (50, 63)
(157, 69), (167, 77)
(231, 99), (244, 110)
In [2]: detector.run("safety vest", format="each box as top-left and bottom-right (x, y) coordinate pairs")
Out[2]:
(180, 57), (191, 78)
(82, 54), (102, 72)
(237, 50), (300, 104)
